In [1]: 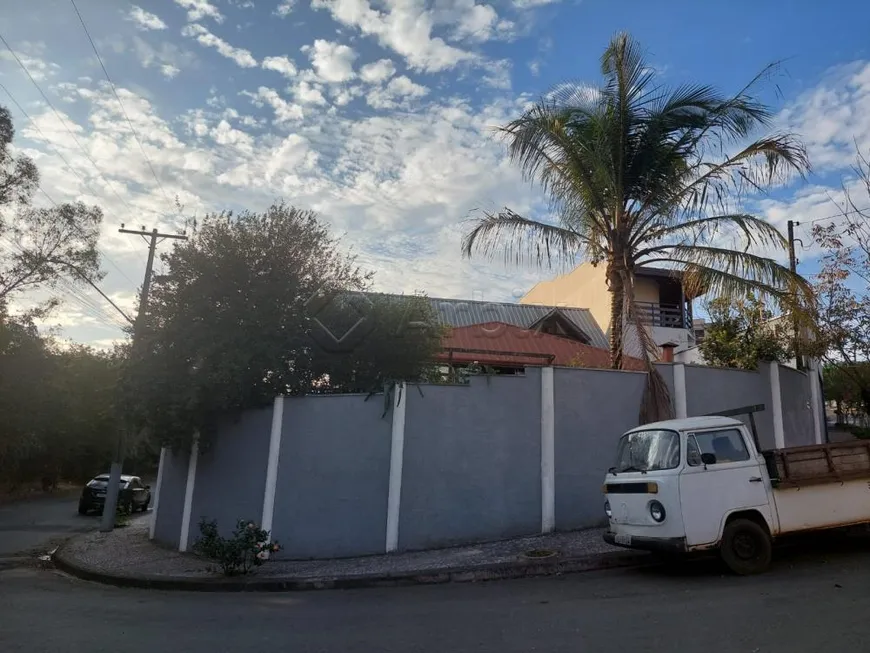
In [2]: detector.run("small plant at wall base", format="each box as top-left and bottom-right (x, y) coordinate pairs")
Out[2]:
(114, 500), (132, 528)
(193, 518), (280, 576)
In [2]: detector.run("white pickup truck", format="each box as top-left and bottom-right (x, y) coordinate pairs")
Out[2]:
(602, 413), (870, 574)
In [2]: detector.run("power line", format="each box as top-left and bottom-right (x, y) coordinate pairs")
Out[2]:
(806, 205), (870, 225)
(0, 236), (128, 330)
(0, 80), (140, 285)
(69, 0), (176, 220)
(0, 31), (173, 236)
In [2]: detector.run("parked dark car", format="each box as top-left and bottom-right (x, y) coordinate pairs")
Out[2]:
(78, 474), (151, 515)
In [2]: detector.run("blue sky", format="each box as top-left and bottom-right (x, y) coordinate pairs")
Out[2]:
(1, 0), (870, 347)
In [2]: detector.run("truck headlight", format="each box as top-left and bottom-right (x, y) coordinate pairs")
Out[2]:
(604, 500), (612, 519)
(649, 500), (666, 523)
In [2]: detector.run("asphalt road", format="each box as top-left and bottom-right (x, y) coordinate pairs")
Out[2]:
(0, 492), (96, 557)
(2, 538), (870, 653)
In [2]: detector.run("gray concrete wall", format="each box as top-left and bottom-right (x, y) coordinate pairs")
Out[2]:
(654, 363), (676, 414)
(190, 408), (273, 539)
(151, 447), (189, 547)
(684, 364), (776, 450)
(779, 365), (815, 447)
(154, 361), (814, 557)
(399, 370), (542, 550)
(554, 368), (648, 530)
(271, 394), (392, 559)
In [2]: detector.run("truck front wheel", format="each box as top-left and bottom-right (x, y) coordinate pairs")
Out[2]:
(720, 518), (772, 575)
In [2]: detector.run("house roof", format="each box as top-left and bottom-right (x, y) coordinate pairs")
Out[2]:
(435, 322), (646, 371)
(426, 296), (608, 349)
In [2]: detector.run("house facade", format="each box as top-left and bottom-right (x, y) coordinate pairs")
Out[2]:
(520, 262), (702, 357)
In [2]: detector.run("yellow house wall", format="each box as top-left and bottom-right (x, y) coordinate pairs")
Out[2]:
(520, 262), (611, 331)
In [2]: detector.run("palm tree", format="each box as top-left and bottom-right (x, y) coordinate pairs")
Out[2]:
(463, 33), (811, 412)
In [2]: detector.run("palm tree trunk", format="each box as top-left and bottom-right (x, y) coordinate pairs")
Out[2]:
(608, 266), (625, 369)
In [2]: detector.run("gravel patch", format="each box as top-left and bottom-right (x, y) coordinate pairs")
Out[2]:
(57, 518), (631, 583)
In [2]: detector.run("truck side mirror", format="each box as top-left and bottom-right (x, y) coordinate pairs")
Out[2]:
(701, 453), (717, 466)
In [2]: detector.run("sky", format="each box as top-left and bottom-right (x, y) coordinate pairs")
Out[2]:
(1, 0), (870, 348)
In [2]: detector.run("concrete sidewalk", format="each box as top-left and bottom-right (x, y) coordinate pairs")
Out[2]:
(53, 518), (651, 591)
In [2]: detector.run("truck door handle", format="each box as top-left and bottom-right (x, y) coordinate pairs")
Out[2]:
(749, 477), (763, 483)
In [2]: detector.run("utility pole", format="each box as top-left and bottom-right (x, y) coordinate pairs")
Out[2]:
(101, 226), (187, 532)
(787, 220), (803, 371)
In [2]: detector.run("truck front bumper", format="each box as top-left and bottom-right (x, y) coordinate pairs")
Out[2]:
(604, 531), (688, 554)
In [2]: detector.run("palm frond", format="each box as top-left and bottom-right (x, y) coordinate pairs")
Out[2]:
(497, 102), (610, 228)
(632, 213), (787, 252)
(639, 245), (812, 305)
(678, 135), (809, 213)
(461, 209), (591, 268)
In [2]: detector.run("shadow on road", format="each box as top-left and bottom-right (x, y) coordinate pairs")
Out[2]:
(629, 529), (870, 581)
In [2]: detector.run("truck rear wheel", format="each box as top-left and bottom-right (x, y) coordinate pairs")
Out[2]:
(720, 518), (772, 575)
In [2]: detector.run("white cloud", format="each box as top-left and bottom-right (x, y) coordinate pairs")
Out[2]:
(778, 60), (870, 171)
(12, 71), (549, 347)
(480, 58), (511, 89)
(359, 58), (396, 83)
(262, 55), (298, 78)
(512, 0), (560, 7)
(242, 86), (305, 122)
(433, 0), (514, 43)
(311, 0), (475, 72)
(0, 50), (60, 81)
(127, 6), (168, 30)
(274, 0), (296, 16)
(292, 80), (328, 105)
(160, 64), (181, 79)
(302, 39), (358, 83)
(211, 119), (254, 153)
(174, 0), (225, 23)
(366, 75), (428, 109)
(181, 23), (257, 67)
(131, 36), (196, 78)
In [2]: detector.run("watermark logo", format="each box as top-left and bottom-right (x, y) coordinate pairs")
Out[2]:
(304, 286), (375, 353)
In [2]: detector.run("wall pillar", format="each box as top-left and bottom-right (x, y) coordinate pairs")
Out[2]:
(261, 396), (285, 536)
(178, 437), (199, 552)
(769, 362), (786, 449)
(808, 358), (824, 445)
(148, 447), (167, 540)
(673, 363), (688, 419)
(385, 382), (407, 553)
(540, 367), (555, 533)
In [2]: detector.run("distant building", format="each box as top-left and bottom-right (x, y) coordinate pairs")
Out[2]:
(520, 263), (705, 358)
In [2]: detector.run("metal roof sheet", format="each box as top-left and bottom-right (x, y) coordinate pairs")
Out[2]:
(426, 297), (608, 349)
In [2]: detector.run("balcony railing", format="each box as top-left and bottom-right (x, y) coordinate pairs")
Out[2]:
(635, 302), (688, 329)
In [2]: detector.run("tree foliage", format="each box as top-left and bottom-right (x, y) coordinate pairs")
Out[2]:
(0, 104), (103, 305)
(123, 204), (442, 450)
(462, 33), (811, 421)
(699, 296), (792, 369)
(0, 310), (147, 490)
(812, 149), (870, 414)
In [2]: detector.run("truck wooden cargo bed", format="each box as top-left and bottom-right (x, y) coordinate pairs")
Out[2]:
(763, 440), (870, 488)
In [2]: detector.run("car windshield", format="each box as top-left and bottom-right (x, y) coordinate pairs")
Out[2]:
(613, 429), (680, 473)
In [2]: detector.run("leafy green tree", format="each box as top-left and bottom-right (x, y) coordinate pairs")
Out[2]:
(462, 33), (811, 415)
(124, 204), (442, 450)
(0, 308), (129, 489)
(812, 148), (870, 415)
(699, 296), (792, 369)
(0, 105), (103, 305)
(823, 363), (870, 421)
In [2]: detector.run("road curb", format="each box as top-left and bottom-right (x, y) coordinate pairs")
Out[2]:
(52, 540), (651, 592)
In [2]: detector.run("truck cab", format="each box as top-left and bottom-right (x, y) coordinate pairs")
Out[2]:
(603, 415), (777, 574)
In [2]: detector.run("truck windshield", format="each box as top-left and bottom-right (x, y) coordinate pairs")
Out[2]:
(613, 429), (680, 473)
